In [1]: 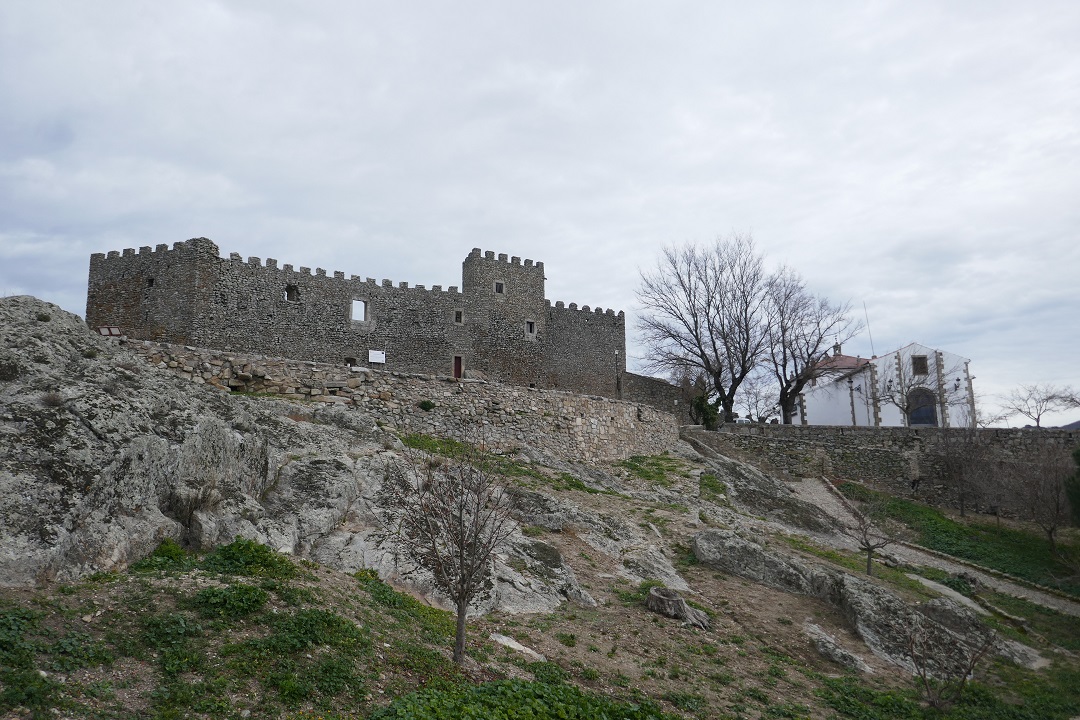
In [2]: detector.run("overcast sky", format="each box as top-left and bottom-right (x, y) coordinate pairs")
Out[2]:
(2, 1), (1078, 426)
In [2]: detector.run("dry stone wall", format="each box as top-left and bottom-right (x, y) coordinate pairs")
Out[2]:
(684, 424), (1079, 515)
(126, 340), (679, 463)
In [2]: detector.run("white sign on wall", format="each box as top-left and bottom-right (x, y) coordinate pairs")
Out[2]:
(368, 350), (386, 364)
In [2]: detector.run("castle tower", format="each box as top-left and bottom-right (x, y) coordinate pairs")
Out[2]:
(459, 249), (547, 385)
(86, 237), (220, 343)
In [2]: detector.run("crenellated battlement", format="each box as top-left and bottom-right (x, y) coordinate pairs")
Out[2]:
(466, 247), (545, 273)
(548, 300), (624, 319)
(87, 236), (672, 411)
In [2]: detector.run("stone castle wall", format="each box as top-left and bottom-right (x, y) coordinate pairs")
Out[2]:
(126, 339), (679, 463)
(684, 424), (1079, 514)
(87, 239), (679, 413)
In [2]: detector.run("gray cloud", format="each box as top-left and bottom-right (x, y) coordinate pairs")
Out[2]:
(2, 1), (1078, 425)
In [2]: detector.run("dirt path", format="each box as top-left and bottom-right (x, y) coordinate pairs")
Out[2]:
(788, 476), (1080, 618)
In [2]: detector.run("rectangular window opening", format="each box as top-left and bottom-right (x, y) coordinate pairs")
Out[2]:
(525, 320), (536, 338)
(351, 299), (369, 322)
(494, 281), (505, 295)
(911, 355), (929, 376)
(453, 309), (464, 325)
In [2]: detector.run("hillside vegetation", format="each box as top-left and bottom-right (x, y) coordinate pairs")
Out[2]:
(2, 295), (1080, 719)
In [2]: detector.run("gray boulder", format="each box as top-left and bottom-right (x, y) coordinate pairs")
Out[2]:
(692, 528), (1025, 676)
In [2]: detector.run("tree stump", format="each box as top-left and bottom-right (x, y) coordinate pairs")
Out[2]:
(644, 586), (710, 630)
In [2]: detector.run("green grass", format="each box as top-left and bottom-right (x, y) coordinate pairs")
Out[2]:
(550, 472), (618, 495)
(401, 432), (546, 480)
(612, 579), (667, 606)
(368, 678), (674, 719)
(129, 538), (195, 574)
(700, 472), (729, 503)
(617, 454), (690, 487)
(817, 661), (1080, 720)
(186, 583), (269, 618)
(779, 535), (937, 598)
(837, 482), (1080, 596)
(979, 591), (1080, 653)
(556, 632), (577, 647)
(4, 533), (1079, 720)
(355, 569), (456, 642)
(201, 537), (300, 579)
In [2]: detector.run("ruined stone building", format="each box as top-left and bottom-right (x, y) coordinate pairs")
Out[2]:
(86, 238), (680, 412)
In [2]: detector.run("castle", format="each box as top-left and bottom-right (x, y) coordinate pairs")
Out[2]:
(86, 238), (680, 412)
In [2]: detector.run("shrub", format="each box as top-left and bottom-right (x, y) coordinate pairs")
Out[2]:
(690, 394), (720, 430)
(527, 661), (568, 684)
(369, 680), (671, 719)
(201, 537), (298, 579)
(35, 312), (51, 322)
(189, 584), (268, 618)
(130, 538), (195, 573)
(0, 357), (22, 382)
(417, 399), (436, 411)
(41, 391), (64, 407)
(556, 632), (577, 648)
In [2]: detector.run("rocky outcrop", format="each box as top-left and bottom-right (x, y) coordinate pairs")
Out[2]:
(684, 434), (836, 534)
(509, 488), (688, 591)
(644, 586), (710, 630)
(803, 623), (873, 673)
(0, 296), (602, 615)
(692, 529), (1036, 675)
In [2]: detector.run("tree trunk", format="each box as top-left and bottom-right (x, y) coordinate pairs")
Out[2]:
(781, 399), (796, 424)
(778, 387), (796, 425)
(720, 397), (735, 423)
(865, 550), (874, 576)
(453, 599), (468, 664)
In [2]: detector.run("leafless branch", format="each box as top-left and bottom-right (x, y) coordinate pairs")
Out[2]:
(637, 234), (770, 422)
(999, 383), (1080, 428)
(762, 265), (861, 424)
(376, 432), (516, 663)
(905, 615), (997, 711)
(838, 499), (896, 576)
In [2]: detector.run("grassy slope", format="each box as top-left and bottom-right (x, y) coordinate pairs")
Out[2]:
(2, 454), (1079, 720)
(837, 481), (1080, 597)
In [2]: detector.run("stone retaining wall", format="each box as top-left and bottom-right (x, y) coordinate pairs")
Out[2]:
(684, 424), (1079, 514)
(125, 340), (679, 464)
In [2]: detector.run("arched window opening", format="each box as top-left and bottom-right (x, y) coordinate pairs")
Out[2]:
(907, 388), (938, 426)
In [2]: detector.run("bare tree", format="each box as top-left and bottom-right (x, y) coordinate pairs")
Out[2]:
(938, 426), (991, 517)
(762, 266), (861, 424)
(638, 234), (771, 422)
(1013, 447), (1074, 554)
(733, 368), (779, 423)
(905, 614), (997, 711)
(1000, 383), (1080, 428)
(376, 437), (516, 663)
(839, 499), (896, 576)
